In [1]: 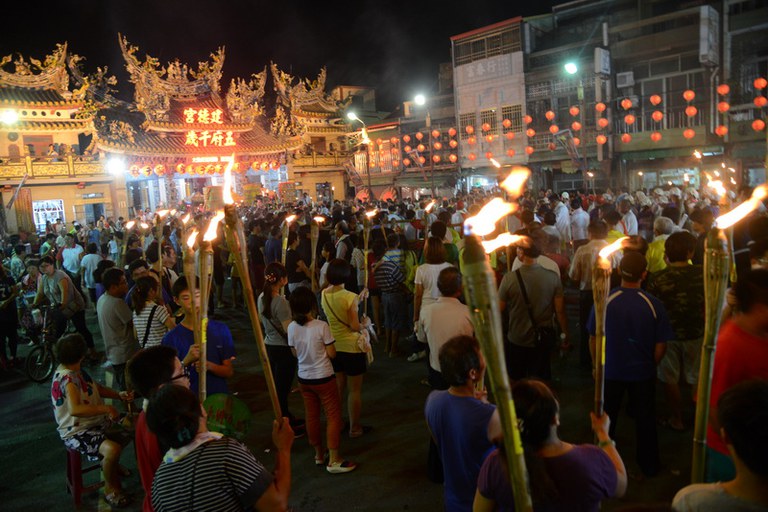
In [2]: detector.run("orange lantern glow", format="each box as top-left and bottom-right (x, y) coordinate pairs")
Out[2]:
(651, 132), (662, 142)
(754, 96), (768, 108)
(449, 154), (458, 163)
(573, 137), (581, 146)
(649, 94), (662, 106)
(525, 146), (534, 155)
(597, 118), (609, 129)
(129, 165), (139, 177)
(403, 157), (411, 166)
(549, 124), (559, 134)
(465, 125), (474, 134)
(685, 106), (698, 117)
(431, 130), (440, 139)
(715, 125), (728, 137)
(467, 136), (476, 145)
(432, 155), (441, 163)
(390, 137), (398, 145)
(753, 119), (766, 131)
(717, 84), (730, 96)
(755, 78), (768, 90)
(595, 102), (606, 112)
(620, 98), (632, 110)
(176, 163), (185, 174)
(485, 152), (493, 159)
(652, 110), (664, 122)
(154, 164), (166, 176)
(624, 114), (636, 125)
(393, 160), (400, 167)
(506, 149), (515, 157)
(548, 142), (556, 151)
(571, 121), (582, 131)
(449, 139), (458, 148)
(502, 119), (511, 128)
(376, 138), (382, 146)
(417, 144), (426, 152)
(415, 132), (424, 141)
(404, 145), (412, 153)
(485, 134), (494, 143)
(260, 162), (268, 170)
(418, 156), (426, 165)
(717, 102), (730, 113)
(403, 134), (411, 143)
(467, 153), (477, 161)
(482, 123), (491, 132)
(523, 115), (533, 124)
(526, 128), (536, 137)
(621, 133), (632, 143)
(186, 164), (194, 174)
(569, 106), (580, 117)
(141, 165), (152, 177)
(596, 134), (607, 145)
(505, 132), (515, 140)
(545, 111), (555, 121)
(683, 90), (696, 101)
(683, 128), (695, 139)
(433, 142), (443, 150)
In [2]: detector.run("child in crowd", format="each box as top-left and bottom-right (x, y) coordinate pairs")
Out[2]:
(288, 286), (356, 474)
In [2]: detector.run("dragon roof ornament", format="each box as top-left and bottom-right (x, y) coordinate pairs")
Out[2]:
(0, 43), (70, 91)
(270, 63), (338, 114)
(226, 67), (267, 124)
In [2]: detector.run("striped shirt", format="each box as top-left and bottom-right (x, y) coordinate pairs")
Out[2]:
(374, 259), (404, 293)
(152, 437), (272, 512)
(133, 302), (171, 349)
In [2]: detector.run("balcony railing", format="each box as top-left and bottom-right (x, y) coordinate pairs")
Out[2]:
(0, 155), (105, 180)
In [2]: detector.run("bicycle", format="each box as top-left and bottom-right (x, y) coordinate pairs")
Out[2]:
(25, 305), (57, 382)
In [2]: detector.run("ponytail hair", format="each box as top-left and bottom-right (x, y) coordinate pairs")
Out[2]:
(262, 262), (287, 320)
(132, 276), (159, 315)
(288, 286), (316, 326)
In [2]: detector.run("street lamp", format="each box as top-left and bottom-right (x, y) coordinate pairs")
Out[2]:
(0, 109), (19, 125)
(414, 94), (436, 197)
(564, 62), (578, 75)
(347, 112), (372, 201)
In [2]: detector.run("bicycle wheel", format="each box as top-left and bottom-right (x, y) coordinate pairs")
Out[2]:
(26, 345), (55, 383)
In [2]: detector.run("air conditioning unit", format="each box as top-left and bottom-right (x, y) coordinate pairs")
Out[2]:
(616, 71), (635, 89)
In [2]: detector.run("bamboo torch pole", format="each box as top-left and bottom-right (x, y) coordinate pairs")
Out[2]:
(153, 210), (169, 273)
(310, 217), (324, 292)
(120, 220), (136, 268)
(182, 229), (202, 398)
(363, 210), (376, 287)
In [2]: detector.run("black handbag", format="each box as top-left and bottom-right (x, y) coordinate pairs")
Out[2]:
(515, 269), (557, 350)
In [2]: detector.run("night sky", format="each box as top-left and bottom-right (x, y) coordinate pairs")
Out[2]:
(2, 0), (556, 111)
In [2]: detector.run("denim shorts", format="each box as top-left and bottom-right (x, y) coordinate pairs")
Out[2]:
(382, 292), (409, 331)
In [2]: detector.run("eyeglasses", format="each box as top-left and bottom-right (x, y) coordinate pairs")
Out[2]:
(169, 367), (190, 382)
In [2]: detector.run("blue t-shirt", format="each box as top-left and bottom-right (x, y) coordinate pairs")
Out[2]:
(425, 390), (496, 512)
(587, 287), (673, 381)
(161, 320), (235, 395)
(264, 238), (282, 265)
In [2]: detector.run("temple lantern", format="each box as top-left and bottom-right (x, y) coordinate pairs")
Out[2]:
(154, 164), (166, 176)
(206, 165), (216, 175)
(545, 111), (555, 121)
(649, 95), (662, 106)
(549, 125), (559, 134)
(569, 106), (580, 117)
(526, 128), (536, 137)
(404, 145), (412, 153)
(403, 135), (411, 143)
(270, 161), (278, 169)
(465, 125), (475, 134)
(523, 115), (533, 124)
(652, 110), (664, 122)
(595, 102), (607, 112)
(214, 164), (222, 174)
(467, 136), (476, 145)
(683, 128), (695, 139)
(621, 133), (632, 143)
(505, 132), (515, 140)
(467, 152), (477, 161)
(755, 77), (768, 90)
(624, 114), (636, 125)
(432, 155), (441, 163)
(176, 163), (185, 174)
(620, 98), (633, 110)
(390, 137), (398, 145)
(390, 148), (398, 155)
(431, 130), (441, 139)
(417, 144), (426, 152)
(415, 132), (424, 141)
(485, 151), (493, 159)
(485, 134), (494, 143)
(433, 142), (443, 150)
(754, 96), (768, 108)
(547, 142), (556, 151)
(685, 106), (698, 117)
(571, 121), (582, 131)
(753, 119), (766, 131)
(186, 164), (194, 174)
(376, 138), (383, 146)
(715, 125), (728, 137)
(481, 123), (491, 132)
(597, 118), (609, 129)
(260, 162), (269, 170)
(418, 156), (426, 165)
(449, 139), (458, 148)
(502, 119), (512, 128)
(448, 154), (458, 163)
(573, 137), (581, 146)
(403, 157), (411, 166)
(596, 134), (607, 145)
(448, 127), (457, 137)
(506, 149), (515, 157)
(392, 160), (400, 167)
(196, 165), (206, 175)
(717, 102), (730, 113)
(141, 165), (152, 177)
(683, 90), (696, 101)
(717, 84), (730, 96)
(130, 165), (140, 177)
(525, 146), (535, 155)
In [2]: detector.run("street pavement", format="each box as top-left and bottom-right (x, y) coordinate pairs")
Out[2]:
(0, 289), (695, 511)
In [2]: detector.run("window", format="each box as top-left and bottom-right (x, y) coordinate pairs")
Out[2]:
(501, 105), (523, 133)
(459, 112), (476, 140)
(480, 109), (498, 135)
(453, 25), (521, 66)
(33, 200), (65, 234)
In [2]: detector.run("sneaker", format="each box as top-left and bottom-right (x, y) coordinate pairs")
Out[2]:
(407, 351), (426, 363)
(326, 460), (357, 474)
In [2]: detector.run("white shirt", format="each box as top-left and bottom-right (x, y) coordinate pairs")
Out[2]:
(570, 208), (590, 241)
(414, 262), (453, 310)
(568, 239), (622, 291)
(417, 297), (474, 372)
(620, 211), (638, 236)
(80, 253), (102, 289)
(511, 254), (561, 278)
(287, 319), (335, 380)
(61, 245), (84, 274)
(553, 202), (571, 243)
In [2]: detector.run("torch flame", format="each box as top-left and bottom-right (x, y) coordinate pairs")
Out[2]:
(125, 220), (136, 230)
(481, 233), (526, 254)
(156, 209), (169, 219)
(425, 200), (436, 213)
(170, 209), (177, 216)
(222, 156), (235, 205)
(716, 185), (767, 229)
(140, 222), (149, 230)
(707, 179), (727, 199)
(313, 216), (325, 224)
(203, 211), (225, 242)
(464, 198), (515, 236)
(186, 229), (198, 249)
(490, 158), (501, 169)
(181, 213), (191, 225)
(285, 214), (297, 225)
(598, 237), (628, 261)
(365, 209), (378, 219)
(500, 167), (531, 197)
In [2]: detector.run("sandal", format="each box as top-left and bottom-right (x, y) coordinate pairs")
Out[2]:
(314, 450), (329, 466)
(104, 492), (132, 508)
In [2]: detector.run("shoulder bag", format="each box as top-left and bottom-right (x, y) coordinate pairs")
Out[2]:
(322, 291), (373, 362)
(141, 305), (159, 348)
(515, 269), (557, 350)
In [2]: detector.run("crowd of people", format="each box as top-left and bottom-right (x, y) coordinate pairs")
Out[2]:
(1, 181), (766, 511)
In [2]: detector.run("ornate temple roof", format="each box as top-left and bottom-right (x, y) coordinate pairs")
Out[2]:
(271, 63), (343, 118)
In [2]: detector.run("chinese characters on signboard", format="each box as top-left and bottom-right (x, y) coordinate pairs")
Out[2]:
(183, 108), (236, 147)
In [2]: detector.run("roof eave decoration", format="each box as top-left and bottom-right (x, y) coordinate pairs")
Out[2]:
(0, 43), (69, 92)
(226, 67), (267, 124)
(270, 63), (341, 137)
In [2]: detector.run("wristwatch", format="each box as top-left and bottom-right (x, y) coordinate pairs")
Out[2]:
(559, 333), (567, 340)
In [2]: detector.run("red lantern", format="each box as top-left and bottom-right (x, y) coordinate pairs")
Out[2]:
(154, 164), (166, 176)
(485, 134), (494, 143)
(141, 166), (152, 177)
(621, 133), (632, 143)
(467, 152), (477, 161)
(597, 118), (609, 129)
(571, 121), (582, 131)
(404, 145), (412, 153)
(433, 142), (442, 150)
(186, 164), (194, 174)
(620, 98), (633, 110)
(753, 119), (766, 131)
(525, 146), (534, 155)
(448, 127), (457, 137)
(176, 163), (185, 174)
(449, 154), (458, 163)
(569, 106), (580, 117)
(481, 123), (491, 132)
(547, 142), (556, 151)
(549, 124), (559, 134)
(596, 134), (607, 145)
(685, 106), (698, 117)
(545, 111), (555, 121)
(573, 137), (581, 146)
(431, 130), (440, 139)
(393, 160), (400, 167)
(206, 165), (216, 175)
(485, 152), (493, 159)
(502, 119), (511, 128)
(715, 125), (728, 137)
(130, 165), (139, 177)
(403, 134), (411, 143)
(505, 132), (515, 140)
(717, 84), (730, 96)
(717, 102), (730, 113)
(624, 114), (636, 125)
(467, 136), (476, 145)
(526, 128), (536, 137)
(649, 94), (662, 106)
(449, 139), (458, 148)
(418, 156), (426, 165)
(755, 78), (768, 90)
(417, 144), (426, 152)
(415, 132), (424, 141)
(683, 90), (696, 102)
(465, 125), (474, 134)
(390, 137), (398, 145)
(652, 110), (664, 122)
(683, 128), (695, 139)
(403, 157), (411, 166)
(651, 132), (662, 142)
(754, 96), (768, 108)
(523, 115), (533, 124)
(196, 165), (206, 175)
(432, 155), (441, 163)
(595, 102), (606, 112)
(376, 138), (383, 146)
(506, 149), (515, 157)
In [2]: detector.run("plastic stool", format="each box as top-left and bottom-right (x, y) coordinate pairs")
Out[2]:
(65, 449), (104, 506)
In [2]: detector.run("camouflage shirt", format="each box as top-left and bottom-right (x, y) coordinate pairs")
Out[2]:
(647, 264), (705, 340)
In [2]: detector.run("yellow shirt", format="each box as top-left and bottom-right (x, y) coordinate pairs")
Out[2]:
(321, 287), (360, 353)
(646, 235), (668, 274)
(606, 229), (625, 244)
